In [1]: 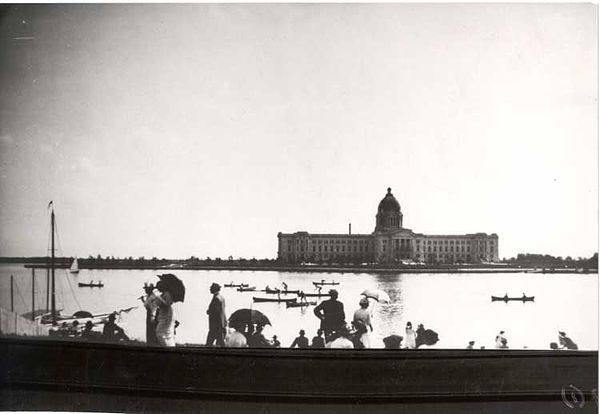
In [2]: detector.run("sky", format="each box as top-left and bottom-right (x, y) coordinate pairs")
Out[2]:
(0, 3), (597, 260)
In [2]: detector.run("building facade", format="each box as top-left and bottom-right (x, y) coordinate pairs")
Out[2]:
(277, 188), (499, 264)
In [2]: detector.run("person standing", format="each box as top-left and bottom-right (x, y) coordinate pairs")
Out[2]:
(404, 322), (417, 349)
(313, 289), (345, 340)
(206, 282), (226, 346)
(353, 297), (373, 348)
(154, 281), (176, 347)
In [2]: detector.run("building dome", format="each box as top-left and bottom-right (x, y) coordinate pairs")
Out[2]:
(375, 187), (403, 232)
(378, 188), (401, 213)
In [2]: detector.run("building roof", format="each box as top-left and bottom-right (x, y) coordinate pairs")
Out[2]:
(377, 187), (401, 214)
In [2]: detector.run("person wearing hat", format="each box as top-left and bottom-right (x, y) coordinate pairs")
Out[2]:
(102, 312), (129, 343)
(206, 282), (226, 346)
(313, 289), (346, 341)
(353, 297), (373, 348)
(466, 341), (475, 349)
(558, 331), (578, 350)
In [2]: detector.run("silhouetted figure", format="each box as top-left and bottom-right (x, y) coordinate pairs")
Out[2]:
(102, 313), (129, 343)
(550, 342), (559, 350)
(290, 330), (309, 348)
(311, 329), (325, 348)
(272, 335), (281, 348)
(313, 289), (345, 340)
(68, 320), (80, 338)
(383, 335), (403, 349)
(558, 331), (578, 350)
(206, 282), (226, 347)
(415, 323), (439, 348)
(142, 282), (159, 345)
(81, 321), (100, 341)
(248, 325), (271, 348)
(466, 341), (475, 349)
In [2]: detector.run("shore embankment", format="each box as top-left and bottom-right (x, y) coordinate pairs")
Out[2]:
(18, 263), (596, 274)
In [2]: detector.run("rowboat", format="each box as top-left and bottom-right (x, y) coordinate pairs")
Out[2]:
(299, 292), (330, 298)
(237, 286), (256, 292)
(286, 300), (317, 308)
(313, 281), (339, 286)
(265, 288), (300, 295)
(491, 295), (534, 302)
(224, 283), (249, 288)
(252, 297), (298, 303)
(78, 281), (104, 288)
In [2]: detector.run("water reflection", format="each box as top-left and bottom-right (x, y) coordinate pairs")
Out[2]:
(0, 265), (597, 350)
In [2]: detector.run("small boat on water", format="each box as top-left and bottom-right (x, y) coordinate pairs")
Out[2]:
(225, 283), (249, 288)
(78, 281), (104, 288)
(69, 257), (79, 274)
(237, 286), (256, 292)
(253, 297), (298, 304)
(313, 280), (339, 286)
(299, 292), (330, 298)
(265, 288), (300, 295)
(286, 300), (317, 308)
(491, 295), (534, 302)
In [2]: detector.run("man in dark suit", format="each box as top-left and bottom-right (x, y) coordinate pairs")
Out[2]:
(206, 283), (226, 346)
(313, 289), (345, 341)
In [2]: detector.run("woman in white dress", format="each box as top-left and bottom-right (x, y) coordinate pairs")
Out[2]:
(405, 322), (417, 349)
(353, 297), (373, 348)
(152, 281), (176, 347)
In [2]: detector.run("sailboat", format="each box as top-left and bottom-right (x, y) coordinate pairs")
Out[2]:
(70, 257), (79, 274)
(36, 202), (134, 327)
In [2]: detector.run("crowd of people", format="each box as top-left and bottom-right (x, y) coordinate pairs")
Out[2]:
(139, 279), (579, 351)
(50, 312), (130, 343)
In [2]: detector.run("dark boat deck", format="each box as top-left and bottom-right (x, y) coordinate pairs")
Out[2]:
(0, 336), (597, 413)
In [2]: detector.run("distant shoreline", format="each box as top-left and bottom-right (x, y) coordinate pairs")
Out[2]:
(8, 263), (597, 274)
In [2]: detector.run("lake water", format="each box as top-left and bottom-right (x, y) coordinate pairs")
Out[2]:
(0, 264), (597, 350)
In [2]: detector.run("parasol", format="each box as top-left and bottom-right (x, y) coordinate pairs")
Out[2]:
(157, 273), (186, 303)
(361, 289), (391, 303)
(229, 308), (271, 327)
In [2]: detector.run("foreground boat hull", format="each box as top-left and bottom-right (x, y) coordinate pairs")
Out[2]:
(0, 337), (596, 410)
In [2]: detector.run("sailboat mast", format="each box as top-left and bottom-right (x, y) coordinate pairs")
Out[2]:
(51, 206), (56, 325)
(31, 268), (35, 321)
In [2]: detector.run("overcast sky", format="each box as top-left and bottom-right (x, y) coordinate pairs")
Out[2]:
(0, 4), (597, 260)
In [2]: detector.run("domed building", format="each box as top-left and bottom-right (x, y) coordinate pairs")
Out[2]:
(277, 188), (498, 264)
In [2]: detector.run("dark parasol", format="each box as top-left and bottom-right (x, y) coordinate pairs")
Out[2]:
(157, 273), (186, 303)
(229, 309), (271, 327)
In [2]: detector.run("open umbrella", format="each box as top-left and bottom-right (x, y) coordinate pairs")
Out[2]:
(157, 273), (185, 303)
(361, 289), (391, 303)
(229, 309), (271, 327)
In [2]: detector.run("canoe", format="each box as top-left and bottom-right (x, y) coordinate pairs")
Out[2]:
(299, 292), (330, 298)
(78, 282), (104, 288)
(265, 288), (300, 295)
(491, 296), (535, 302)
(224, 283), (249, 288)
(253, 297), (298, 303)
(286, 301), (317, 308)
(237, 286), (256, 292)
(313, 281), (339, 286)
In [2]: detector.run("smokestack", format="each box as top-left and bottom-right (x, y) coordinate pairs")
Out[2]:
(349, 223), (352, 235)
